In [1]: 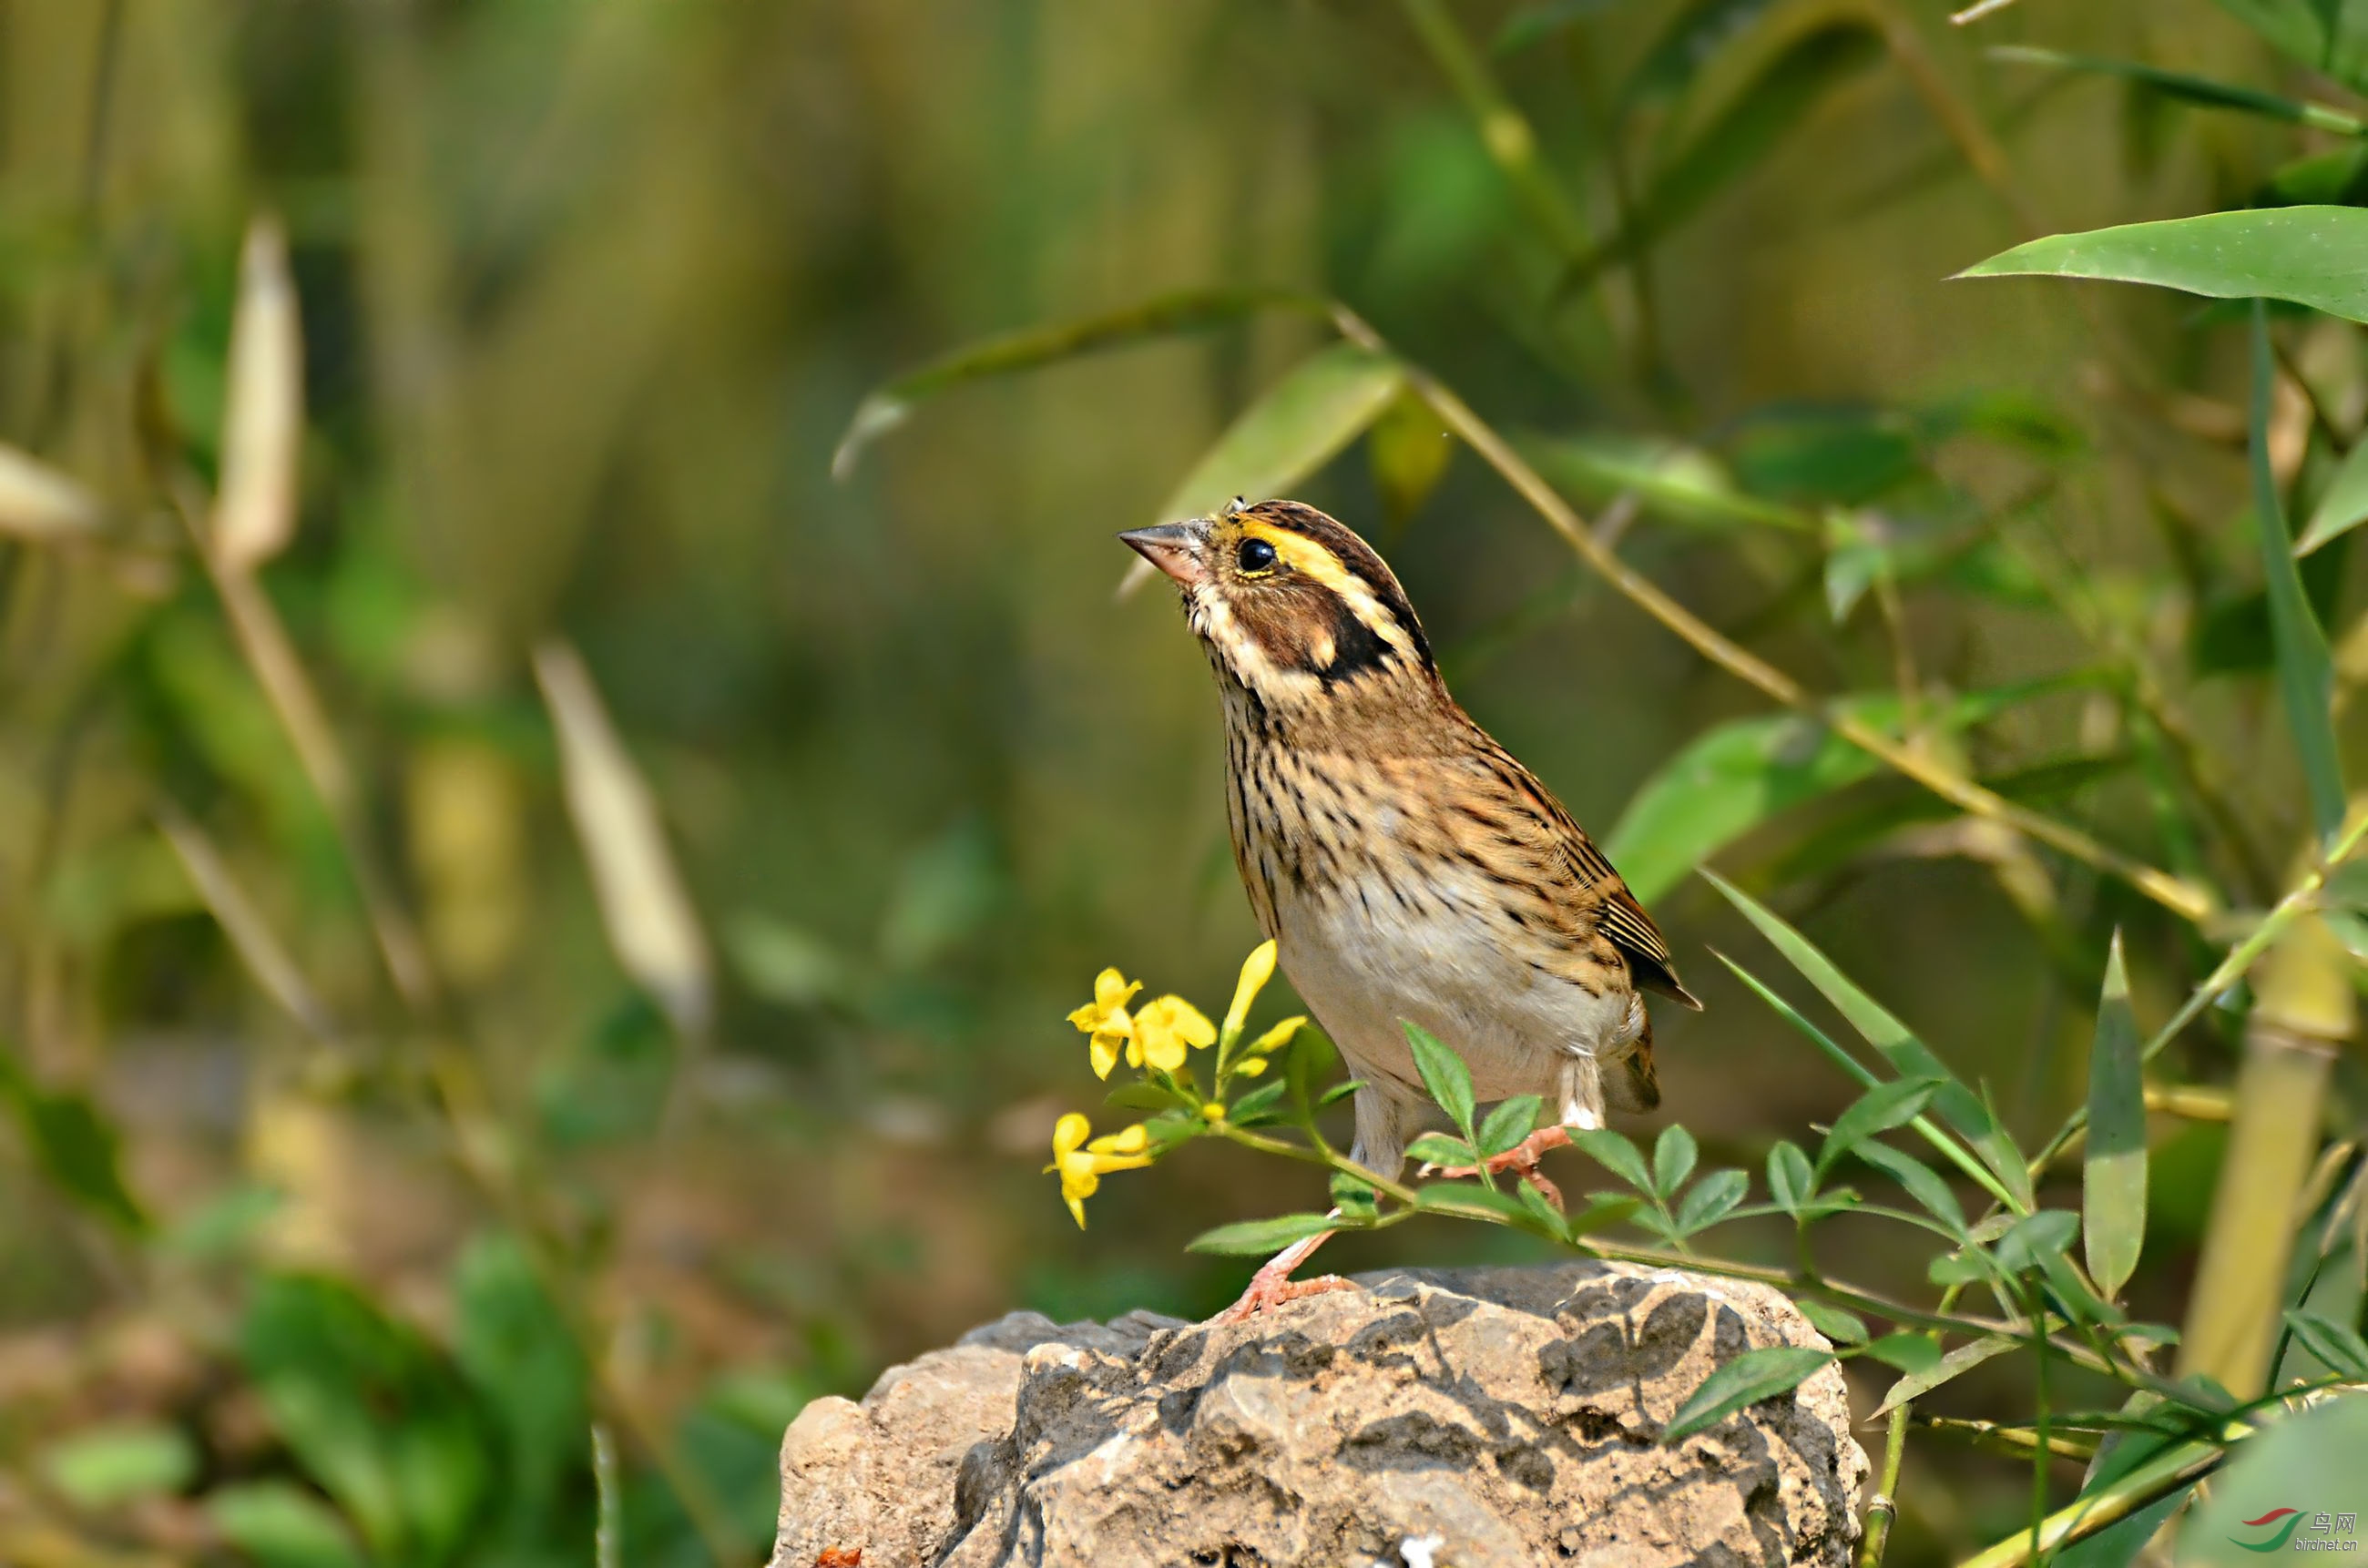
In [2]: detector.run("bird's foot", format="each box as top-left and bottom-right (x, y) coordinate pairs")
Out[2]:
(1418, 1124), (1576, 1210)
(1212, 1266), (1357, 1324)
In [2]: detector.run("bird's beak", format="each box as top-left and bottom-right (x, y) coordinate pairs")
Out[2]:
(1118, 521), (1210, 587)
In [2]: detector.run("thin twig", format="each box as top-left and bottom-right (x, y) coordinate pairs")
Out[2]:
(1331, 311), (2220, 923)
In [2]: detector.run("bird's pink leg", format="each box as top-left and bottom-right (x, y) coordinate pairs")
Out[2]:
(1211, 1226), (1356, 1323)
(1417, 1124), (1575, 1209)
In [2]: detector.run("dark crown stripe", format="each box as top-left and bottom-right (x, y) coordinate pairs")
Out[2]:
(1250, 501), (1434, 668)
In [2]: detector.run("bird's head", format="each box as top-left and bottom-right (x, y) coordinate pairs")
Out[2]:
(1120, 498), (1434, 716)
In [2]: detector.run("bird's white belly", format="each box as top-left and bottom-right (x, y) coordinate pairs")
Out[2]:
(1273, 864), (1635, 1108)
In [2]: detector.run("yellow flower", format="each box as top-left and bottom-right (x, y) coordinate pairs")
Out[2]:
(1067, 968), (1140, 1080)
(1230, 1014), (1306, 1076)
(1221, 939), (1279, 1044)
(1046, 1113), (1153, 1228)
(1131, 995), (1216, 1072)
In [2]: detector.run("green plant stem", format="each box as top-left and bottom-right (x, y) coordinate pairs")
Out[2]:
(1332, 310), (2220, 925)
(1918, 1415), (2094, 1462)
(1858, 1405), (1911, 1568)
(1394, 0), (1594, 260)
(1953, 1439), (2224, 1568)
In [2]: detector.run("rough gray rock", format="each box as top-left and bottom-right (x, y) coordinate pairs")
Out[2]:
(772, 1260), (1868, 1568)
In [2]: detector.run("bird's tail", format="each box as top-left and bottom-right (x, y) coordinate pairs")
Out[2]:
(1605, 1018), (1660, 1113)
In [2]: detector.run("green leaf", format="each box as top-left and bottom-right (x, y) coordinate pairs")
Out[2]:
(1523, 430), (1812, 532)
(1368, 385), (1455, 533)
(1573, 1126), (1656, 1195)
(2296, 430), (2368, 554)
(1985, 45), (2367, 135)
(2280, 1308), (2368, 1380)
(1993, 1208), (2081, 1275)
(1572, 24), (1885, 288)
(1661, 1346), (1835, 1443)
(450, 1235), (587, 1550)
(1869, 1334), (2016, 1418)
(1653, 1123), (1699, 1197)
(1620, 0), (1782, 111)
(1225, 1079), (1291, 1127)
(1862, 1331), (1944, 1373)
(206, 1481), (367, 1568)
(1402, 1021), (1479, 1140)
(1155, 343), (1406, 526)
(832, 286), (1314, 477)
(2084, 932), (2147, 1299)
(1675, 1168), (1749, 1234)
(2182, 1391), (2368, 1551)
(1956, 206), (2368, 327)
(2210, 0), (2368, 97)
(1704, 871), (2036, 1211)
(42, 1422), (197, 1509)
(1853, 1139), (1966, 1234)
(1407, 1131), (1480, 1167)
(1516, 1179), (1568, 1237)
(1794, 1298), (1869, 1346)
(2251, 300), (2348, 844)
(1767, 1141), (1816, 1213)
(1316, 1078), (1363, 1109)
(1816, 1077), (1943, 1179)
(1187, 1213), (1338, 1255)
(1331, 1169), (1380, 1220)
(239, 1274), (494, 1567)
(1478, 1095), (1542, 1157)
(0, 1046), (146, 1232)
(1567, 1193), (1644, 1235)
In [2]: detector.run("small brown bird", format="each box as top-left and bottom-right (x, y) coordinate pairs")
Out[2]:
(1121, 498), (1699, 1318)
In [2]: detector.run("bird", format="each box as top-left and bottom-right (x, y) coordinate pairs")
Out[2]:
(1119, 497), (1699, 1319)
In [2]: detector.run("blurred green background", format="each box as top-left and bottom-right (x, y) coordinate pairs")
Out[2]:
(3, 0), (2361, 1563)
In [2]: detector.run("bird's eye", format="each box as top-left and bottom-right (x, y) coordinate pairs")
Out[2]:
(1237, 538), (1278, 574)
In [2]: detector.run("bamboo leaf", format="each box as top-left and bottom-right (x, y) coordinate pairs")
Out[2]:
(1368, 385), (1455, 532)
(1186, 1213), (1337, 1255)
(212, 216), (305, 574)
(0, 444), (104, 540)
(2209, 0), (2368, 98)
(1985, 46), (2367, 136)
(1523, 430), (1812, 533)
(1661, 1345), (1834, 1442)
(1862, 1332), (1944, 1373)
(535, 642), (713, 1038)
(1571, 24), (1884, 288)
(1155, 343), (1406, 526)
(2295, 431), (2368, 555)
(1853, 1138), (1967, 1235)
(2251, 300), (2347, 844)
(1402, 1022), (1479, 1140)
(1816, 1078), (1943, 1179)
(832, 286), (1316, 478)
(1619, 0), (1782, 111)
(2084, 932), (2147, 1299)
(0, 1048), (147, 1232)
(2280, 1308), (2368, 1380)
(1705, 871), (2035, 1209)
(1869, 1334), (2017, 1418)
(1955, 207), (2368, 327)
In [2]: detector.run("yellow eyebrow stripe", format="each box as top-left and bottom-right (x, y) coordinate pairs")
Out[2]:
(1243, 523), (1360, 595)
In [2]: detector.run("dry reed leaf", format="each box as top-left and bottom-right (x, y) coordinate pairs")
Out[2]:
(157, 804), (340, 1045)
(211, 216), (304, 574)
(534, 640), (712, 1036)
(0, 443), (104, 539)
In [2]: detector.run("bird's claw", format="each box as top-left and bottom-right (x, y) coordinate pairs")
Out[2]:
(1416, 1126), (1573, 1211)
(1212, 1269), (1357, 1324)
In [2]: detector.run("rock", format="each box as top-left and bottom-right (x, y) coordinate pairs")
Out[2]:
(771, 1260), (1868, 1568)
